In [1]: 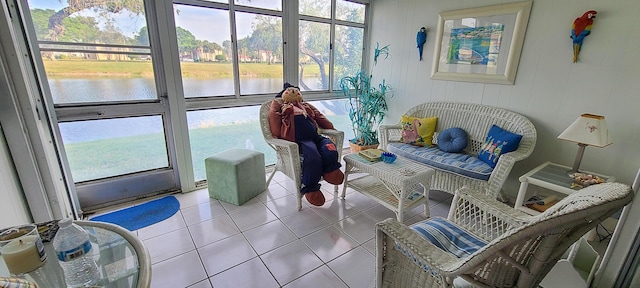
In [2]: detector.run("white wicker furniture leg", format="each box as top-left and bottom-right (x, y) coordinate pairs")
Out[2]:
(341, 153), (435, 222)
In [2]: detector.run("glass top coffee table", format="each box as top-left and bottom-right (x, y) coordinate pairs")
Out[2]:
(342, 153), (435, 222)
(0, 220), (151, 288)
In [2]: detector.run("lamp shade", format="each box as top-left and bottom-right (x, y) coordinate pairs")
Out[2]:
(558, 113), (612, 147)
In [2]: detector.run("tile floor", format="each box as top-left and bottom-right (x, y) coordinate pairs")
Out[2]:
(121, 171), (453, 288)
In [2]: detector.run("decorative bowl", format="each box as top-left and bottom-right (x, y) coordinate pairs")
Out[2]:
(381, 152), (397, 163)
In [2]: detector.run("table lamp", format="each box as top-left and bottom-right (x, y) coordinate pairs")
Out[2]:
(557, 113), (612, 174)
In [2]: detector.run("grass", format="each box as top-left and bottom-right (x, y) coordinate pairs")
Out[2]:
(66, 115), (354, 183)
(42, 59), (326, 78)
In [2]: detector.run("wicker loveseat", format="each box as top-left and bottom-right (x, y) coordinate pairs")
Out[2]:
(379, 102), (537, 199)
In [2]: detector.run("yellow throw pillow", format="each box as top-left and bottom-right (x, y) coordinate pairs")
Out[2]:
(400, 116), (438, 147)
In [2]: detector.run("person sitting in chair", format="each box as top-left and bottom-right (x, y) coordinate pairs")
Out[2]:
(268, 83), (344, 206)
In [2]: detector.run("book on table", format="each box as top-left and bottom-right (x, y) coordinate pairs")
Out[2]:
(524, 195), (559, 212)
(358, 149), (383, 162)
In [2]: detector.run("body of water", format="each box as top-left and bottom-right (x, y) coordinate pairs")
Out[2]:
(53, 77), (350, 144)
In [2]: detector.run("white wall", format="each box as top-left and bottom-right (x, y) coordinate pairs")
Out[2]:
(0, 125), (31, 228)
(369, 0), (640, 286)
(369, 0), (640, 195)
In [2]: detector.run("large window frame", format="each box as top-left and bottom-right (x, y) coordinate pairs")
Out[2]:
(176, 0), (369, 185)
(7, 0), (370, 215)
(175, 0), (369, 105)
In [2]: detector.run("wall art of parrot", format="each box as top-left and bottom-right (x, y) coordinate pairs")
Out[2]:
(571, 10), (597, 63)
(416, 27), (427, 61)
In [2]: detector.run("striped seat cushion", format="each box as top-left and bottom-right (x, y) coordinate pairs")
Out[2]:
(387, 142), (493, 180)
(410, 218), (487, 258)
(396, 218), (487, 272)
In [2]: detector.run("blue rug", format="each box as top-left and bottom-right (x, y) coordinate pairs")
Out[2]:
(90, 196), (180, 231)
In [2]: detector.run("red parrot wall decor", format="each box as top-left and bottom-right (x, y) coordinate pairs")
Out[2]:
(571, 10), (597, 63)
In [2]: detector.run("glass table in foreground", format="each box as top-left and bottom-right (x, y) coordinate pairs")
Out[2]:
(0, 220), (151, 288)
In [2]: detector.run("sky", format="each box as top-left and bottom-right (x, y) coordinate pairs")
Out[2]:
(27, 0), (261, 45)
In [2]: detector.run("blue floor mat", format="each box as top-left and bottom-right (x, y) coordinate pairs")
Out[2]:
(90, 196), (180, 231)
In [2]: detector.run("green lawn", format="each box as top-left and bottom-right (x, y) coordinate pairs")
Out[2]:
(43, 59), (325, 78)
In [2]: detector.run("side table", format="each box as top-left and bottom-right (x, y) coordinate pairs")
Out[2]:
(342, 153), (434, 222)
(0, 220), (151, 288)
(514, 161), (615, 215)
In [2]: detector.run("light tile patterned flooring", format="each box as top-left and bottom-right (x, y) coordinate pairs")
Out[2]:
(125, 171), (453, 288)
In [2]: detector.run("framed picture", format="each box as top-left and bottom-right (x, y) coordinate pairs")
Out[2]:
(431, 1), (532, 85)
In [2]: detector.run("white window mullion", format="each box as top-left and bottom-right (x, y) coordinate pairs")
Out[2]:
(153, 0), (195, 192)
(362, 1), (371, 73)
(329, 0), (337, 91)
(283, 0), (298, 85)
(229, 1), (241, 98)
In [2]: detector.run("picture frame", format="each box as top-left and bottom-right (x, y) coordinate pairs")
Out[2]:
(431, 1), (532, 85)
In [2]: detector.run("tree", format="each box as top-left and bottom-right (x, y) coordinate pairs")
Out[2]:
(237, 37), (250, 63)
(298, 1), (363, 90)
(299, 20), (330, 90)
(29, 9), (56, 40)
(47, 0), (144, 41)
(176, 27), (197, 59)
(57, 16), (101, 57)
(248, 15), (282, 64)
(222, 40), (232, 60)
(334, 25), (364, 81)
(135, 26), (149, 46)
(299, 0), (330, 18)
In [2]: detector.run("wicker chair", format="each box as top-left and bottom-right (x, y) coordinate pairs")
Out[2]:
(259, 101), (344, 210)
(375, 182), (633, 288)
(379, 101), (537, 200)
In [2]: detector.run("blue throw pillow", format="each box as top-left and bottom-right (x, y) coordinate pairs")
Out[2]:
(478, 125), (522, 168)
(437, 127), (468, 153)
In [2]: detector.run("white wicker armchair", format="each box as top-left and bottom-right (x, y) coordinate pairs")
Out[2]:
(379, 102), (537, 199)
(259, 101), (344, 210)
(376, 182), (633, 288)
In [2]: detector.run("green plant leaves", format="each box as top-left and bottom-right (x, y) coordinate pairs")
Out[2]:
(339, 45), (391, 146)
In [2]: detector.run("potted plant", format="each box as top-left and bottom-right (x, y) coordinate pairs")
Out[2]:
(339, 44), (391, 152)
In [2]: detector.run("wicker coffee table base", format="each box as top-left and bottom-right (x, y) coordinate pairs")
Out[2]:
(342, 153), (434, 222)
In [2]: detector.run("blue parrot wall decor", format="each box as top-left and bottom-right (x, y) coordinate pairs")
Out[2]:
(416, 27), (427, 61)
(571, 10), (597, 63)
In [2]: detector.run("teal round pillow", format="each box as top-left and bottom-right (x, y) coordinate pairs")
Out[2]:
(438, 128), (468, 153)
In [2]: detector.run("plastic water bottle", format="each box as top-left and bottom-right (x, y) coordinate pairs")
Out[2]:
(53, 218), (100, 287)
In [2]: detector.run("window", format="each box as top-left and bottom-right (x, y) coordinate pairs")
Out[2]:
(336, 0), (365, 23)
(27, 0), (173, 187)
(299, 0), (365, 92)
(334, 25), (364, 89)
(173, 2), (284, 97)
(31, 0), (155, 105)
(235, 0), (281, 11)
(24, 0), (368, 195)
(174, 4), (234, 97)
(299, 20), (330, 91)
(187, 106), (270, 182)
(234, 12), (283, 95)
(59, 116), (169, 182)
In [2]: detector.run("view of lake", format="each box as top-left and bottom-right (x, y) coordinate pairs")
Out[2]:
(52, 77), (350, 144)
(53, 77), (354, 182)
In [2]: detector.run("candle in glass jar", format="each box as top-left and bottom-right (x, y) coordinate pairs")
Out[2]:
(1, 235), (46, 275)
